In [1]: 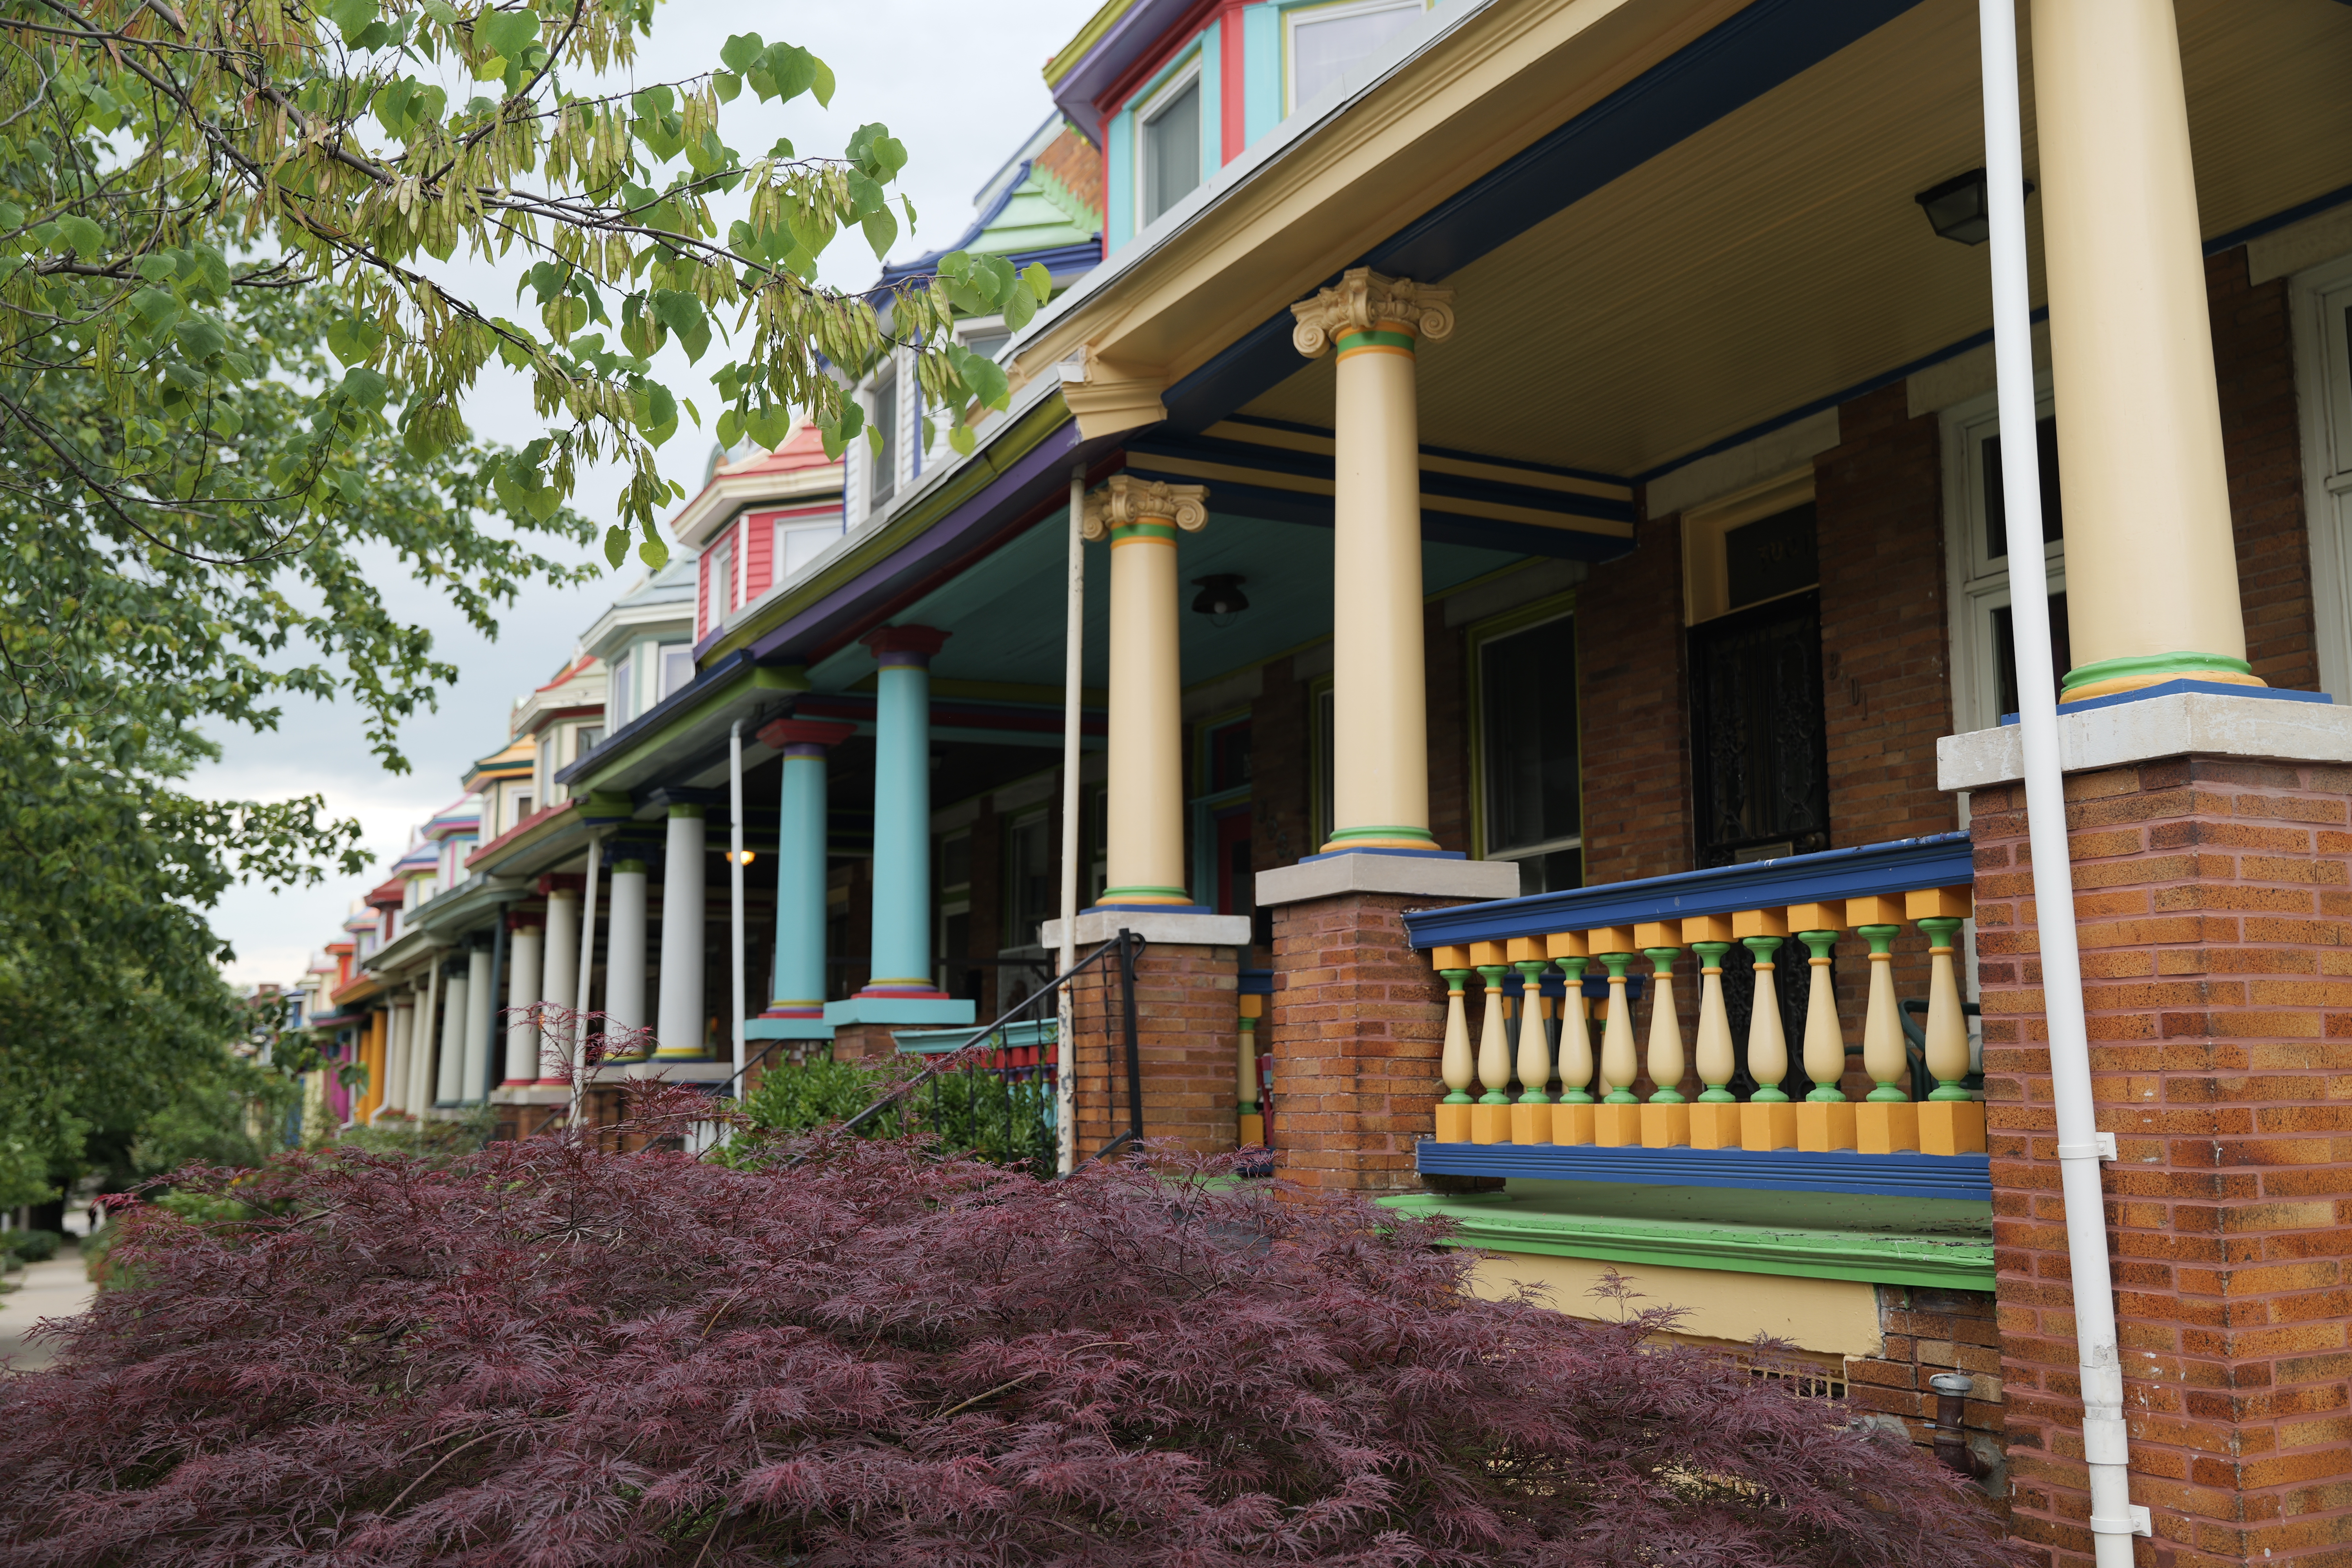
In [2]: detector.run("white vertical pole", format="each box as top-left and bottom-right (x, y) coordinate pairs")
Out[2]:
(571, 834), (602, 1123)
(1979, 2), (2138, 1557)
(730, 719), (748, 1082)
(1056, 463), (1086, 1175)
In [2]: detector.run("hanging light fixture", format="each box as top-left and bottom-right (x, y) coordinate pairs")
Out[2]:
(1915, 168), (2033, 246)
(1190, 573), (1249, 628)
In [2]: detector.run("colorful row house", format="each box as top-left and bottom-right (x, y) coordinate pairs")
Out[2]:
(282, 0), (2352, 1558)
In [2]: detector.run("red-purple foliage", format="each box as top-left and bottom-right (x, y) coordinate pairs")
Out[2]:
(0, 1123), (2023, 1567)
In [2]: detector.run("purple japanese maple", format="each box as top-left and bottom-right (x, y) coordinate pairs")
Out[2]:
(0, 1111), (2022, 1566)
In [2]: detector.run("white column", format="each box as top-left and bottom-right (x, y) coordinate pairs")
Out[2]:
(460, 946), (494, 1103)
(434, 965), (469, 1105)
(382, 1001), (412, 1116)
(540, 889), (580, 1085)
(605, 857), (650, 1057)
(404, 982), (436, 1112)
(655, 807), (708, 1058)
(503, 920), (544, 1086)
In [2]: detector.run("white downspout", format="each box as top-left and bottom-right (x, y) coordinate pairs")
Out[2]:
(729, 719), (748, 1083)
(571, 832), (602, 1125)
(1056, 463), (1086, 1175)
(1977, 2), (2143, 1557)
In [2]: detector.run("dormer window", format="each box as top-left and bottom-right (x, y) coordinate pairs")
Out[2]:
(1288, 0), (1422, 113)
(869, 367), (898, 512)
(1138, 64), (1201, 227)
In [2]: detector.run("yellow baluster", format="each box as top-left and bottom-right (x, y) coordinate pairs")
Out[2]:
(1508, 937), (1552, 1145)
(1433, 946), (1474, 1143)
(1471, 941), (1513, 1144)
(1547, 931), (1595, 1145)
(1735, 907), (1797, 1151)
(1592, 927), (1641, 1147)
(1636, 921), (1690, 1149)
(1786, 903), (1856, 1153)
(1684, 914), (1738, 1149)
(1910, 885), (1986, 1155)
(1848, 895), (1919, 1154)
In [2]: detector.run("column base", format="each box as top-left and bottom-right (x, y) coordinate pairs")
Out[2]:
(1639, 1102), (1691, 1149)
(1689, 1102), (1741, 1149)
(1594, 1103), (1642, 1147)
(1238, 1112), (1265, 1148)
(1795, 1101), (1857, 1152)
(1067, 940), (1244, 1156)
(1040, 909), (1253, 948)
(1469, 1103), (1511, 1145)
(1509, 1102), (1552, 1145)
(1550, 1101), (1595, 1145)
(1739, 1100), (1798, 1151)
(745, 1016), (838, 1040)
(1918, 1100), (1987, 1156)
(823, 995), (977, 1027)
(1434, 1102), (1473, 1143)
(1854, 1100), (1921, 1154)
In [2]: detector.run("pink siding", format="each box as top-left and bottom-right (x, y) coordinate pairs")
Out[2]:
(743, 516), (772, 601)
(695, 548), (711, 639)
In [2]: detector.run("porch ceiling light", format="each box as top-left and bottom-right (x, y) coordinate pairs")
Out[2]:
(1190, 573), (1249, 627)
(1914, 168), (2032, 246)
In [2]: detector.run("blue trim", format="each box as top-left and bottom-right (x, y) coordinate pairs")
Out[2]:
(1158, 0), (1933, 432)
(1416, 1141), (1993, 1201)
(1238, 967), (1274, 995)
(2002, 679), (2337, 725)
(1402, 831), (1974, 949)
(2204, 180), (2352, 259)
(1302, 846), (1463, 860)
(1243, 1), (1281, 145)
(1090, 900), (1214, 914)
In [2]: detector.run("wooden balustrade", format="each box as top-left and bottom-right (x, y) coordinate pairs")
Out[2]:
(1426, 879), (1987, 1158)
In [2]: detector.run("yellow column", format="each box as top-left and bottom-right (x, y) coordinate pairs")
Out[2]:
(1082, 474), (1210, 906)
(2032, 0), (2258, 701)
(1290, 268), (1456, 851)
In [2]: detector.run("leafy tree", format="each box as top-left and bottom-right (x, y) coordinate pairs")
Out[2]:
(0, 1127), (2024, 1566)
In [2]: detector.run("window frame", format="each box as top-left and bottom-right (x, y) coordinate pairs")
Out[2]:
(1282, 0), (1424, 114)
(1189, 710), (1252, 916)
(1465, 594), (1583, 870)
(1002, 808), (1053, 952)
(866, 363), (900, 514)
(1134, 53), (1204, 230)
(658, 643), (694, 704)
(1308, 673), (1335, 853)
(2291, 249), (2352, 704)
(1940, 385), (2067, 737)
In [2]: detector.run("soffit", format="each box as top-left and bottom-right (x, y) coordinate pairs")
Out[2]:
(1239, 0), (2352, 475)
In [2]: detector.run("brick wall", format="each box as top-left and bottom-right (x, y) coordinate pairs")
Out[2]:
(1580, 511), (1691, 886)
(2209, 247), (2318, 695)
(1845, 1283), (2009, 1499)
(1973, 756), (2352, 1567)
(1069, 940), (1241, 1156)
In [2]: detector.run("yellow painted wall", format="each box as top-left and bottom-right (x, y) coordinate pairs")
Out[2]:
(1466, 1250), (1884, 1358)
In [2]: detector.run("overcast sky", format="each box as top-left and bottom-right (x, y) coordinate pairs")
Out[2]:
(198, 0), (1100, 987)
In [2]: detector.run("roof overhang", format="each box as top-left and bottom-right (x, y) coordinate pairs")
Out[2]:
(669, 463), (846, 550)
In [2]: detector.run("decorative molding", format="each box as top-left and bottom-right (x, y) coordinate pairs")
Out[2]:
(1289, 267), (1455, 357)
(1060, 360), (1169, 439)
(1080, 472), (1210, 539)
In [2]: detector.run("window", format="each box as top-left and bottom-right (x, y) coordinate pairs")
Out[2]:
(1690, 585), (1830, 867)
(938, 830), (975, 999)
(512, 793), (533, 828)
(575, 725), (602, 759)
(869, 368), (898, 510)
(1194, 717), (1253, 917)
(1005, 811), (1053, 949)
(963, 329), (1011, 363)
(1138, 68), (1201, 227)
(659, 645), (694, 702)
(1087, 784), (1108, 904)
(2292, 253), (2352, 701)
(1288, 0), (1421, 111)
(710, 534), (737, 622)
(1311, 678), (1334, 851)
(609, 650), (634, 726)
(1473, 609), (1581, 893)
(776, 519), (839, 582)
(1942, 391), (2068, 733)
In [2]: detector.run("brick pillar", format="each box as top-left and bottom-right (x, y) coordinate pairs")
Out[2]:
(1973, 756), (2352, 1567)
(1069, 941), (1241, 1158)
(828, 1022), (899, 1064)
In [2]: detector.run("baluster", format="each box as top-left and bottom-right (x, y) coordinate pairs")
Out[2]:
(1910, 885), (1987, 1155)
(1685, 914), (1738, 1149)
(1786, 902), (1857, 1153)
(1472, 942), (1514, 1144)
(1636, 922), (1690, 1148)
(1846, 895), (1919, 1154)
(1509, 937), (1553, 1145)
(1237, 994), (1264, 1149)
(1548, 932), (1595, 1145)
(1433, 946), (1474, 1144)
(1735, 908), (1797, 1151)
(1592, 927), (1642, 1147)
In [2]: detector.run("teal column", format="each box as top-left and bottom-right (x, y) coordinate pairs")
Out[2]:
(753, 717), (853, 1041)
(826, 626), (972, 1028)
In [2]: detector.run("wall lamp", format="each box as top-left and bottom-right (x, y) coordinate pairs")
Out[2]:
(1915, 168), (2034, 246)
(1190, 573), (1249, 627)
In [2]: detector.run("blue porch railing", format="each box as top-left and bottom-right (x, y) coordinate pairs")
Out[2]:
(1398, 832), (1990, 1202)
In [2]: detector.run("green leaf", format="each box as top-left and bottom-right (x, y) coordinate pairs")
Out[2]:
(325, 0), (379, 45)
(130, 287), (181, 330)
(604, 525), (630, 567)
(638, 521), (669, 569)
(746, 403), (793, 450)
(325, 315), (384, 367)
(720, 32), (763, 73)
(861, 206), (896, 261)
(947, 423), (976, 456)
(811, 56), (835, 107)
(680, 315), (711, 364)
(474, 8), (539, 61)
(681, 396), (702, 429)
(1022, 260), (1053, 304)
(55, 214), (103, 260)
(639, 382), (677, 434)
(712, 71), (740, 103)
(172, 316), (227, 361)
(338, 367), (387, 412)
(715, 407), (742, 448)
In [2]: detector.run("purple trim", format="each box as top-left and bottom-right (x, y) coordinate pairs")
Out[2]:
(1052, 0), (1201, 137)
(875, 649), (933, 669)
(747, 419), (1116, 668)
(781, 742), (831, 759)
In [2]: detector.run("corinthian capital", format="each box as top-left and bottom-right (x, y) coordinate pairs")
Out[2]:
(1081, 474), (1210, 541)
(1290, 267), (1457, 358)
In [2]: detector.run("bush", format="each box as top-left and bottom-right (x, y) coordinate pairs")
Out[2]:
(0, 1229), (60, 1263)
(0, 1118), (2023, 1567)
(728, 1051), (1056, 1172)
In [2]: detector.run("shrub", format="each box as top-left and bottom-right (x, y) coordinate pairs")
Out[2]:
(0, 1119), (2023, 1567)
(0, 1228), (60, 1263)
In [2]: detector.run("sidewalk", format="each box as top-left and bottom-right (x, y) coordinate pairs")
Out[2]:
(0, 1256), (94, 1373)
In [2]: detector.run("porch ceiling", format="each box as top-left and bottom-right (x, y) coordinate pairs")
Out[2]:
(803, 507), (1519, 696)
(1237, 0), (2352, 478)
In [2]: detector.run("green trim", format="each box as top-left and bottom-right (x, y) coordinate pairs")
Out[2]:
(1044, 0), (1142, 86)
(2060, 649), (2254, 696)
(613, 858), (648, 875)
(1099, 882), (1192, 898)
(667, 803), (706, 820)
(1108, 520), (1178, 544)
(1326, 823), (1439, 843)
(1379, 1192), (1996, 1292)
(1334, 327), (1417, 353)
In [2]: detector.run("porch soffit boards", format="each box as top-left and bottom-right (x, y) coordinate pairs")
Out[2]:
(1009, 0), (2352, 483)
